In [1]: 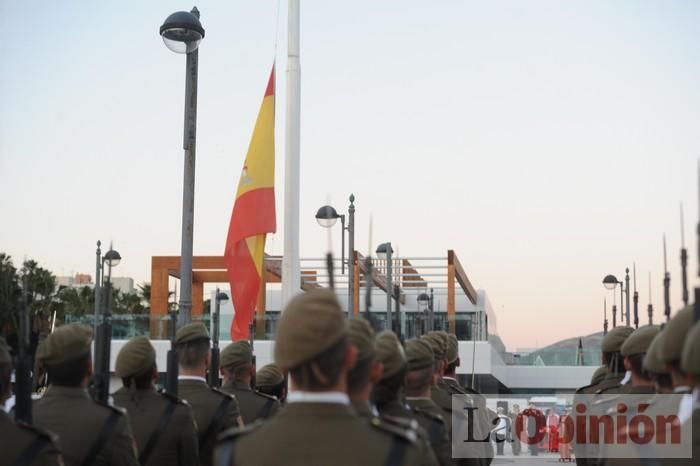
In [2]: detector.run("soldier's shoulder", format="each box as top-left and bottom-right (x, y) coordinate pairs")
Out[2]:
(410, 405), (445, 424)
(159, 390), (190, 406)
(15, 420), (59, 445)
(380, 413), (420, 431)
(595, 384), (622, 395)
(253, 389), (278, 402)
(575, 383), (598, 394)
(211, 387), (238, 402)
(216, 420), (264, 446)
(368, 415), (419, 444)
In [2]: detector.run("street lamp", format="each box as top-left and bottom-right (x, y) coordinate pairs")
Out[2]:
(376, 242), (394, 331)
(602, 269), (631, 327)
(316, 194), (356, 315)
(160, 7), (205, 327)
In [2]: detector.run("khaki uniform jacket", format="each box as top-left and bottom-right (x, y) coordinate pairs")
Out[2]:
(214, 401), (431, 466)
(178, 378), (242, 466)
(112, 387), (199, 466)
(0, 409), (63, 466)
(395, 397), (453, 466)
(33, 385), (138, 466)
(221, 380), (279, 424)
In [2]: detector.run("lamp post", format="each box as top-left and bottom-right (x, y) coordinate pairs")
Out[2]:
(160, 7), (205, 327)
(93, 246), (120, 403)
(376, 242), (393, 331)
(603, 271), (630, 327)
(94, 240), (102, 334)
(316, 194), (355, 316)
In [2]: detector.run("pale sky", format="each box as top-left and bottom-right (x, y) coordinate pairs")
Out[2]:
(1, 1), (699, 350)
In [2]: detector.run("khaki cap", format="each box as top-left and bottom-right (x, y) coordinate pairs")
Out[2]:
(36, 324), (92, 365)
(221, 341), (253, 370)
(274, 289), (347, 369)
(348, 318), (375, 361)
(601, 326), (634, 353)
(175, 322), (210, 346)
(680, 321), (700, 376)
(659, 306), (693, 363)
(115, 336), (156, 378)
(405, 338), (434, 371)
(590, 366), (608, 385)
(0, 337), (11, 364)
(428, 331), (449, 356)
(621, 325), (660, 356)
(446, 334), (459, 364)
(643, 331), (668, 374)
(375, 331), (406, 379)
(422, 334), (445, 361)
(256, 363), (284, 387)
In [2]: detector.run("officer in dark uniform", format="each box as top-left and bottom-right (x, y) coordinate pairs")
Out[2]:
(0, 337), (63, 466)
(175, 322), (242, 466)
(372, 331), (453, 466)
(33, 324), (138, 466)
(255, 363), (286, 403)
(214, 289), (429, 466)
(112, 336), (199, 466)
(220, 340), (279, 423)
(345, 320), (437, 466)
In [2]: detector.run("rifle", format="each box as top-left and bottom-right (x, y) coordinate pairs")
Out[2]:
(680, 204), (689, 307)
(647, 272), (654, 325)
(364, 215), (375, 329)
(663, 234), (671, 322)
(695, 162), (700, 323)
(92, 264), (113, 404)
(632, 263), (639, 329)
(208, 289), (223, 387)
(15, 273), (32, 424)
(250, 319), (256, 390)
(165, 301), (179, 396)
(603, 297), (608, 335)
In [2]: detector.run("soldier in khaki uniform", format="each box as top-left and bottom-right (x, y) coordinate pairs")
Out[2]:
(0, 337), (63, 466)
(345, 320), (438, 466)
(642, 331), (673, 394)
(659, 306), (695, 394)
(33, 324), (138, 466)
(615, 325), (659, 394)
(220, 340), (279, 423)
(214, 289), (429, 466)
(372, 331), (453, 466)
(112, 336), (199, 466)
(589, 366), (608, 387)
(255, 363), (286, 403)
(175, 322), (242, 466)
(679, 321), (700, 465)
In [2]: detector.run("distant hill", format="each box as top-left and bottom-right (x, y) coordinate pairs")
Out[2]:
(513, 331), (604, 366)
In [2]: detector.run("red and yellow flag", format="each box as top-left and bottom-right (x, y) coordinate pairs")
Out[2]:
(224, 67), (276, 341)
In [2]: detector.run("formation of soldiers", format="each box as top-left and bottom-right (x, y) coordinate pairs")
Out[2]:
(1, 289), (492, 466)
(573, 305), (700, 466)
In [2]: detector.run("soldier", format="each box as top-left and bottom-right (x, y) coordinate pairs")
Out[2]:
(175, 322), (242, 466)
(658, 306), (694, 394)
(596, 326), (635, 394)
(679, 321), (700, 465)
(255, 363), (287, 403)
(220, 340), (279, 423)
(33, 324), (138, 466)
(112, 336), (199, 466)
(616, 325), (660, 394)
(589, 366), (608, 386)
(372, 331), (453, 466)
(346, 320), (438, 466)
(0, 337), (63, 466)
(642, 331), (673, 394)
(214, 289), (428, 466)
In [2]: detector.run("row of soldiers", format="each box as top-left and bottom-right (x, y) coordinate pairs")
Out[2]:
(573, 304), (700, 466)
(1, 289), (495, 466)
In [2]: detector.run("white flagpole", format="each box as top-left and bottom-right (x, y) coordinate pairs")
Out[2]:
(282, 0), (301, 309)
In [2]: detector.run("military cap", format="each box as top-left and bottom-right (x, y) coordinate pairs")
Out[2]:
(422, 334), (445, 361)
(256, 363), (284, 387)
(274, 289), (347, 369)
(115, 336), (156, 378)
(446, 334), (459, 364)
(375, 331), (406, 379)
(600, 326), (634, 353)
(643, 331), (668, 374)
(36, 323), (92, 365)
(405, 338), (434, 371)
(621, 325), (659, 357)
(680, 321), (700, 376)
(590, 366), (608, 385)
(659, 306), (693, 363)
(174, 322), (210, 346)
(221, 340), (253, 369)
(0, 337), (11, 364)
(428, 331), (449, 356)
(348, 318), (375, 361)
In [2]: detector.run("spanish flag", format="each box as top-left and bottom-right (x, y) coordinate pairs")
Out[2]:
(224, 67), (276, 341)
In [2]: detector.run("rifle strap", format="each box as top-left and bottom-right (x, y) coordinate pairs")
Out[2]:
(138, 400), (177, 465)
(256, 398), (275, 419)
(80, 410), (120, 466)
(199, 397), (232, 446)
(216, 438), (236, 466)
(384, 437), (407, 466)
(12, 436), (48, 466)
